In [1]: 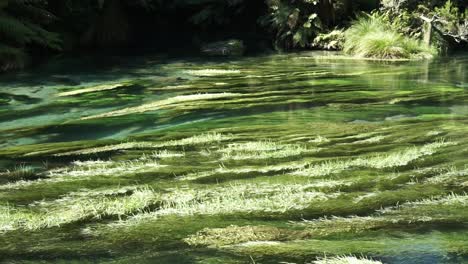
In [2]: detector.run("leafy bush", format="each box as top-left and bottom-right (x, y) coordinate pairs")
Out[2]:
(432, 0), (467, 43)
(344, 13), (435, 59)
(260, 0), (323, 50)
(312, 29), (345, 50)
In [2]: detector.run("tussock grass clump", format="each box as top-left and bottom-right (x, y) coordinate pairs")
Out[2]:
(344, 14), (435, 60)
(184, 69), (241, 77)
(312, 256), (383, 264)
(82, 93), (240, 119)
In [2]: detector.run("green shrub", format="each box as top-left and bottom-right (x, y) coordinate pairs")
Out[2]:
(312, 29), (345, 50)
(344, 13), (436, 59)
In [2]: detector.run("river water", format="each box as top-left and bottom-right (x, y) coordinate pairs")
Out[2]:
(0, 52), (467, 263)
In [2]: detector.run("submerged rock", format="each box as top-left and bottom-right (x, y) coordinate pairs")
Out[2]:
(201, 40), (245, 56)
(50, 75), (81, 86)
(0, 92), (41, 105)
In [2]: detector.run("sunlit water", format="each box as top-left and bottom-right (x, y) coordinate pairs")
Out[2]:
(0, 52), (467, 264)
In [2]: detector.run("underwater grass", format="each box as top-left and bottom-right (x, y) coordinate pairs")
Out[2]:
(184, 225), (283, 247)
(82, 93), (240, 119)
(0, 187), (159, 231)
(0, 164), (38, 182)
(0, 52), (467, 262)
(294, 141), (454, 177)
(312, 256), (383, 264)
(114, 183), (338, 226)
(184, 69), (241, 77)
(55, 132), (232, 156)
(57, 83), (133, 97)
(0, 158), (166, 190)
(218, 141), (317, 160)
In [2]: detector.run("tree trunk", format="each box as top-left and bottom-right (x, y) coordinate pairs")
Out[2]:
(319, 0), (335, 28)
(81, 0), (130, 48)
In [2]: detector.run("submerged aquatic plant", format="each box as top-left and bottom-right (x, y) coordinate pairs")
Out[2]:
(57, 83), (132, 97)
(294, 141), (454, 177)
(55, 133), (232, 156)
(146, 150), (185, 159)
(48, 158), (164, 178)
(312, 256), (383, 264)
(81, 93), (240, 119)
(219, 141), (316, 160)
(0, 187), (159, 231)
(184, 69), (241, 76)
(0, 164), (38, 182)
(184, 225), (282, 247)
(115, 183), (338, 226)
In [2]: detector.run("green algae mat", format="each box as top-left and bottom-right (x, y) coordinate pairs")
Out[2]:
(0, 52), (467, 264)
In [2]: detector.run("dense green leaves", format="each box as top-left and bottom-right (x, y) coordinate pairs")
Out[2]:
(0, 0), (62, 71)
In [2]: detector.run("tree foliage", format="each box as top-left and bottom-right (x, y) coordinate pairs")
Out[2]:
(0, 0), (466, 71)
(0, 0), (62, 71)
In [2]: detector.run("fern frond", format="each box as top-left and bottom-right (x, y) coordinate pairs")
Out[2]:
(8, 2), (57, 24)
(23, 21), (62, 50)
(0, 13), (36, 45)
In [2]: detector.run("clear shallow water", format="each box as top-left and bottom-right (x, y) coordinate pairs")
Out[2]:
(0, 52), (467, 263)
